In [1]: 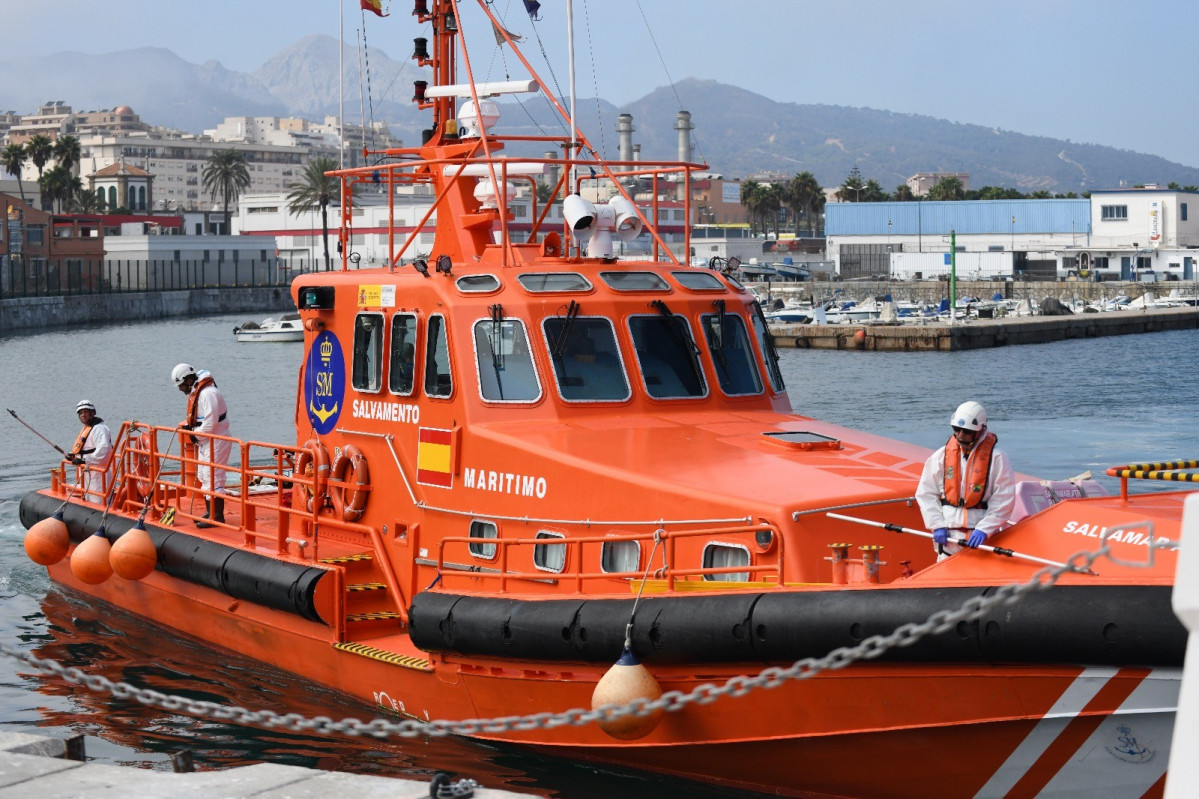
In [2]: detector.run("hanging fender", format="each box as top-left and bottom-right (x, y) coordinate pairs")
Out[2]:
(294, 439), (331, 512)
(329, 444), (370, 522)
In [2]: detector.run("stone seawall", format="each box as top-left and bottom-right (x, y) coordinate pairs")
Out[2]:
(0, 287), (295, 334)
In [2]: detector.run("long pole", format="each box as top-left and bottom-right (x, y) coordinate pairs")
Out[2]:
(825, 511), (1089, 573)
(949, 229), (957, 327)
(7, 408), (69, 457)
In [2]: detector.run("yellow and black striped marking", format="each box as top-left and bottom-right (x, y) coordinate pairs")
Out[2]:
(333, 642), (431, 671)
(1124, 459), (1199, 472)
(347, 582), (387, 592)
(346, 610), (403, 622)
(160, 508), (176, 526)
(320, 552), (374, 564)
(1114, 468), (1199, 482)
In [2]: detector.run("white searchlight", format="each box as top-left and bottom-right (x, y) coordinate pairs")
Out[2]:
(564, 195), (644, 260)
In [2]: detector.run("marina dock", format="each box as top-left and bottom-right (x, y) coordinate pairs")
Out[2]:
(0, 731), (532, 799)
(772, 306), (1199, 350)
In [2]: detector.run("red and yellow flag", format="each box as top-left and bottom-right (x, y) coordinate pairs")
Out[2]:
(417, 427), (454, 488)
(361, 0), (388, 17)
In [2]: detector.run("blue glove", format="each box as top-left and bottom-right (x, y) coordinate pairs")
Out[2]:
(932, 528), (948, 547)
(967, 529), (988, 548)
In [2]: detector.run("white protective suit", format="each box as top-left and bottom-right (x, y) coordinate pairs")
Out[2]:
(915, 434), (1016, 557)
(192, 371), (231, 492)
(77, 420), (114, 501)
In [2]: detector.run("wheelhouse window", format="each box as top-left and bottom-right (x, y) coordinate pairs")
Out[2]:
(424, 314), (453, 397)
(672, 271), (724, 290)
(352, 313), (385, 392)
(468, 519), (498, 560)
(628, 313), (706, 399)
(543, 317), (630, 402)
(601, 539), (640, 573)
(750, 304), (786, 392)
(534, 531), (566, 573)
(701, 311), (763, 396)
(389, 313), (418, 395)
(703, 542), (750, 582)
(517, 272), (592, 292)
(456, 274), (501, 293)
(473, 317), (541, 402)
(599, 271), (669, 291)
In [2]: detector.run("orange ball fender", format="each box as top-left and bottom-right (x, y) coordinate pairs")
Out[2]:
(70, 529), (114, 585)
(293, 439), (331, 512)
(110, 520), (158, 580)
(329, 445), (370, 522)
(591, 649), (664, 741)
(25, 511), (70, 566)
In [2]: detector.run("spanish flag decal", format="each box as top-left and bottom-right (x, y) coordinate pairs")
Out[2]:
(417, 427), (454, 488)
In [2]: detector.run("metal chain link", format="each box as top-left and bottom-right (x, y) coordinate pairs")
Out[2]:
(0, 539), (1174, 740)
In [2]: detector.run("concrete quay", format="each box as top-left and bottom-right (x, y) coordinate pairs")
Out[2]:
(772, 306), (1199, 351)
(0, 731), (533, 799)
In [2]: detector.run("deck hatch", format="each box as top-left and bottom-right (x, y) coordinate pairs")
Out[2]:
(762, 431), (842, 450)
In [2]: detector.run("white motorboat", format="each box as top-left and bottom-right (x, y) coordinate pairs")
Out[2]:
(232, 312), (304, 342)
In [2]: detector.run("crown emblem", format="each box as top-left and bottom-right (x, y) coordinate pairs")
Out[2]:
(320, 339), (333, 363)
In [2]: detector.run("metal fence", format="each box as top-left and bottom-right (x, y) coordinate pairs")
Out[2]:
(0, 258), (304, 298)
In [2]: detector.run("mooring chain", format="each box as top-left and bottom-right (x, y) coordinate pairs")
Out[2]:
(0, 541), (1167, 739)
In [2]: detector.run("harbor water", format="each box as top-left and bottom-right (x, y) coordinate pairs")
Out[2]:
(1, 314), (1196, 797)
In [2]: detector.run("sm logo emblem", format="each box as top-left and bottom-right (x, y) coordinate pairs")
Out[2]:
(305, 330), (345, 434)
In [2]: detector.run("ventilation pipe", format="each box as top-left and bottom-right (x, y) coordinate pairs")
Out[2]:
(617, 113), (635, 164)
(675, 110), (693, 163)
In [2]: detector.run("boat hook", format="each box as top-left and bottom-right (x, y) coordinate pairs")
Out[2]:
(825, 512), (1096, 574)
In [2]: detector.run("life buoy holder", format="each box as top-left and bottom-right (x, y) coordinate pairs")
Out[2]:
(329, 445), (370, 522)
(131, 431), (155, 501)
(294, 439), (331, 512)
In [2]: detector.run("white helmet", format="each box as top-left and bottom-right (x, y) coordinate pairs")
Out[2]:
(171, 363), (196, 386)
(951, 401), (987, 431)
(76, 399), (96, 413)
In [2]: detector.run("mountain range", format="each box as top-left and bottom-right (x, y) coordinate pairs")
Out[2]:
(4, 35), (1198, 192)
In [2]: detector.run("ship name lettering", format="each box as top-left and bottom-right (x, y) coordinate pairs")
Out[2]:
(463, 467), (547, 498)
(351, 398), (420, 424)
(1061, 520), (1148, 545)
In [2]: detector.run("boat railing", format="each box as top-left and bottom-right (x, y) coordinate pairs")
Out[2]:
(431, 521), (783, 596)
(1106, 459), (1199, 500)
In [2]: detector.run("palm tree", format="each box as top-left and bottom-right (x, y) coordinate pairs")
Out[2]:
(26, 135), (54, 208)
(286, 156), (339, 271)
(758, 183), (783, 238)
(740, 179), (763, 235)
(202, 149), (251, 234)
(53, 135), (82, 174)
(1, 143), (28, 203)
(38, 166), (76, 212)
(927, 176), (966, 201)
(861, 179), (888, 202)
(66, 186), (104, 214)
(784, 171), (823, 236)
(892, 184), (916, 202)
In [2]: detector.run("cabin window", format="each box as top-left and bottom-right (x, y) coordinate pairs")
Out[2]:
(534, 531), (566, 573)
(599, 271), (669, 292)
(473, 318), (541, 402)
(750, 304), (786, 392)
(702, 542), (750, 582)
(389, 313), (418, 395)
(424, 314), (453, 397)
(456, 274), (501, 293)
(468, 519), (498, 560)
(352, 313), (385, 392)
(601, 539), (640, 574)
(543, 317), (630, 402)
(672, 271), (724, 290)
(517, 272), (592, 292)
(628, 314), (706, 399)
(701, 312), (763, 396)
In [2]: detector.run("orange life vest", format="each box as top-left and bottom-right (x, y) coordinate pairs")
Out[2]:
(70, 424), (94, 457)
(942, 431), (997, 509)
(186, 375), (217, 428)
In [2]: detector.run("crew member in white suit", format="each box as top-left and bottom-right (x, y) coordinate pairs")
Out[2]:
(172, 363), (231, 527)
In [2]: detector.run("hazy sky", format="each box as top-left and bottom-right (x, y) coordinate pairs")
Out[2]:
(5, 0), (1197, 167)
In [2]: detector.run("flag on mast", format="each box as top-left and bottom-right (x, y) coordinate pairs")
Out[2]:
(361, 0), (388, 17)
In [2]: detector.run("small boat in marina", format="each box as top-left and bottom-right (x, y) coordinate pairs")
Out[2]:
(16, 3), (1197, 797)
(232, 312), (304, 342)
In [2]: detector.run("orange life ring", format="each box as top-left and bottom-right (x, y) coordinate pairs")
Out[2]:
(131, 431), (155, 501)
(293, 439), (331, 512)
(329, 444), (370, 522)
